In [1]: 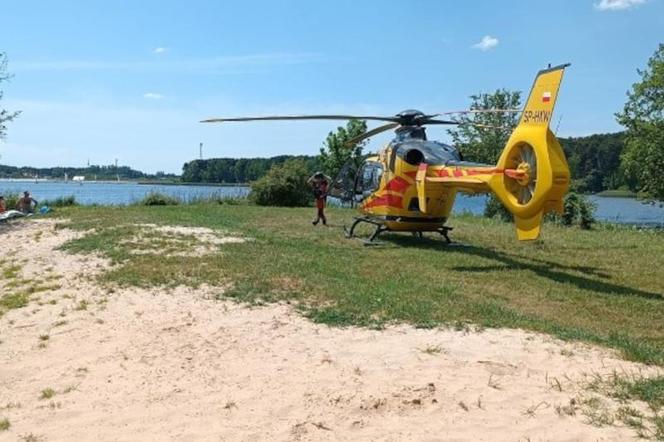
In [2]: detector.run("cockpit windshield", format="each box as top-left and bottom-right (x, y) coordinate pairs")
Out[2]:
(394, 140), (459, 165)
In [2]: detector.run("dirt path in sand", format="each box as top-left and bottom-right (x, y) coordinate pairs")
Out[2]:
(0, 220), (660, 441)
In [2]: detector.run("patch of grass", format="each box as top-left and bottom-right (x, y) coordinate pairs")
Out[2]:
(0, 418), (9, 431)
(619, 376), (664, 411)
(581, 396), (614, 426)
(39, 388), (55, 400)
(0, 292), (30, 311)
(38, 334), (49, 341)
(74, 300), (88, 311)
(52, 204), (664, 366)
(616, 406), (647, 433)
(62, 385), (78, 394)
(2, 264), (21, 280)
(584, 372), (664, 439)
(655, 415), (664, 440)
(419, 344), (443, 355)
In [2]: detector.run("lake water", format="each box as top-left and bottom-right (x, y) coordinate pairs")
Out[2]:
(0, 180), (249, 205)
(1, 180), (663, 226)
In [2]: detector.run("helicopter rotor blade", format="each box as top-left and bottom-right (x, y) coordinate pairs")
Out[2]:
(420, 119), (462, 125)
(426, 118), (512, 131)
(200, 115), (400, 124)
(433, 108), (522, 116)
(462, 122), (514, 130)
(344, 122), (400, 147)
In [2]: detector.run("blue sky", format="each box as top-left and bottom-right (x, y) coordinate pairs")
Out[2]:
(1, 0), (662, 173)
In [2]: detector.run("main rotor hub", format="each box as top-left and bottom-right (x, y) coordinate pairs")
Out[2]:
(395, 125), (427, 141)
(395, 109), (428, 126)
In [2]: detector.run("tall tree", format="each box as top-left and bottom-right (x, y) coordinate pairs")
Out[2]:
(0, 53), (20, 140)
(447, 89), (521, 220)
(318, 119), (367, 179)
(616, 43), (664, 200)
(447, 89), (521, 164)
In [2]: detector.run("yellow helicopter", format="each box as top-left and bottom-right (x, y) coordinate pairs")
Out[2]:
(202, 64), (570, 243)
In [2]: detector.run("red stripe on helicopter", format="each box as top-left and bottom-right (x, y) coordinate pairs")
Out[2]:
(384, 176), (410, 193)
(434, 167), (505, 178)
(465, 167), (503, 176)
(408, 167), (519, 179)
(364, 194), (403, 209)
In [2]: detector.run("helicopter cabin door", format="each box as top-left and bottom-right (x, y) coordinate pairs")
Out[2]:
(355, 161), (384, 203)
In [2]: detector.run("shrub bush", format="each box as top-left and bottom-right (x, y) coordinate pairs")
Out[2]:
(1, 192), (19, 210)
(250, 159), (311, 207)
(42, 195), (77, 207)
(137, 192), (180, 206)
(556, 192), (596, 229)
(485, 191), (596, 229)
(483, 195), (513, 221)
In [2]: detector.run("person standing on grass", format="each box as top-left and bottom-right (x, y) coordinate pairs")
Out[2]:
(308, 172), (329, 226)
(0, 196), (6, 213)
(16, 191), (38, 214)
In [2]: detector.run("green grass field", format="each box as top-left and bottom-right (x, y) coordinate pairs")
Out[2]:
(51, 203), (664, 367)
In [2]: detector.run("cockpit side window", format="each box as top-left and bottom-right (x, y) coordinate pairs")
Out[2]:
(356, 161), (384, 200)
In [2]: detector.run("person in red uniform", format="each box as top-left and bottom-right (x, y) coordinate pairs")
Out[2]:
(308, 172), (329, 226)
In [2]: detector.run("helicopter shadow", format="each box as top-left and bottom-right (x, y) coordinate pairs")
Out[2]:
(384, 234), (663, 301)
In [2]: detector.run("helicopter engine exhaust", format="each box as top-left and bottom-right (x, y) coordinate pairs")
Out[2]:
(403, 149), (424, 166)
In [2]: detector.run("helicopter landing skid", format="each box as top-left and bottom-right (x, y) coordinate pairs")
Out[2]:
(344, 216), (453, 245)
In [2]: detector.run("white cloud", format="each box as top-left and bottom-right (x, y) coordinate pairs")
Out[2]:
(472, 35), (499, 52)
(153, 47), (167, 54)
(143, 92), (164, 99)
(594, 0), (646, 10)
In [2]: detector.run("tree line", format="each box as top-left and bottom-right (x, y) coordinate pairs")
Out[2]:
(181, 155), (320, 184)
(0, 164), (174, 181)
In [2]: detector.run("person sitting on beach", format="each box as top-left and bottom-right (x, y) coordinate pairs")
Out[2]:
(307, 172), (330, 226)
(16, 191), (38, 214)
(0, 196), (6, 214)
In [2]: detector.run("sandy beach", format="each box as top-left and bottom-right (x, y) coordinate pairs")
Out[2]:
(0, 219), (660, 441)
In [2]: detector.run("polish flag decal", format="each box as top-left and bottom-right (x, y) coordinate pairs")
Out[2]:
(542, 91), (552, 103)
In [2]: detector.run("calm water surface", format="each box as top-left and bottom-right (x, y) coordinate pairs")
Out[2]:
(0, 180), (248, 205)
(1, 180), (663, 226)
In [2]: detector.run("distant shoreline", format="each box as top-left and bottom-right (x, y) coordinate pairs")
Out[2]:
(0, 178), (249, 187)
(136, 181), (249, 187)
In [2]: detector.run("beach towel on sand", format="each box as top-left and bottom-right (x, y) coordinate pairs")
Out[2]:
(0, 210), (26, 222)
